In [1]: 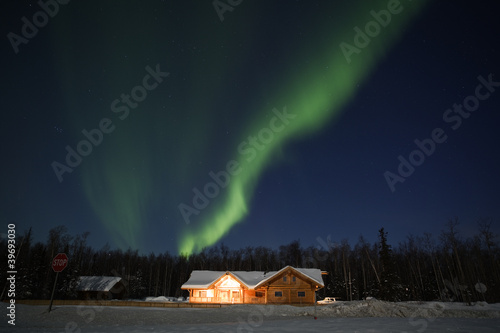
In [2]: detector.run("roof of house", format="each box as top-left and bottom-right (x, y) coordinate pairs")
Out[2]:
(181, 266), (324, 290)
(179, 271), (226, 289)
(231, 270), (275, 289)
(76, 276), (124, 292)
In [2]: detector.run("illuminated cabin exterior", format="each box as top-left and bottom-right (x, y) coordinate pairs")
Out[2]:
(181, 266), (324, 305)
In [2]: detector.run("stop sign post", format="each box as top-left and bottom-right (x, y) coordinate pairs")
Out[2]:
(48, 253), (69, 313)
(52, 253), (68, 272)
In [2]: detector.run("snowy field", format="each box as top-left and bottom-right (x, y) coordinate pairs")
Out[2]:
(2, 299), (500, 332)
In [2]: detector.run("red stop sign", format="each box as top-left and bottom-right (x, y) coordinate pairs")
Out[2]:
(52, 253), (68, 272)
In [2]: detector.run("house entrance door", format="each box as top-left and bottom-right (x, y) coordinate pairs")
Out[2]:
(232, 290), (240, 303)
(220, 290), (229, 302)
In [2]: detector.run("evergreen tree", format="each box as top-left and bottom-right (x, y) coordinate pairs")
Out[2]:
(378, 228), (403, 301)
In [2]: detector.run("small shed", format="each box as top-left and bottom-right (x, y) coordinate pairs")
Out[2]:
(76, 276), (128, 300)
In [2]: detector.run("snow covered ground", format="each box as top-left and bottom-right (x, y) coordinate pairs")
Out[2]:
(2, 299), (500, 332)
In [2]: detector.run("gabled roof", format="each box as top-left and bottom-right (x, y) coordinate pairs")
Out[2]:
(76, 276), (124, 292)
(292, 267), (325, 287)
(180, 271), (226, 289)
(254, 266), (324, 289)
(181, 266), (324, 290)
(231, 271), (276, 289)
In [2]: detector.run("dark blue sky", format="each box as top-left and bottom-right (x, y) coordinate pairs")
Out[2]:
(1, 0), (499, 254)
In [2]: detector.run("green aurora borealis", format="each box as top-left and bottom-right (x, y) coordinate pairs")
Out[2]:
(46, 0), (427, 255)
(178, 0), (428, 255)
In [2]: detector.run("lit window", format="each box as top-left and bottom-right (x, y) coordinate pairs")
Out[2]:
(275, 291), (282, 297)
(298, 291), (306, 297)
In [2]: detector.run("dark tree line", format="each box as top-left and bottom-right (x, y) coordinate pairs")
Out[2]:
(1, 218), (499, 303)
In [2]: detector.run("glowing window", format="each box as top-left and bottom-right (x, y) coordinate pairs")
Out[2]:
(198, 290), (214, 297)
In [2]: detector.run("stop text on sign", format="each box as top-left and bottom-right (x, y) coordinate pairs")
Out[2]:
(53, 258), (67, 266)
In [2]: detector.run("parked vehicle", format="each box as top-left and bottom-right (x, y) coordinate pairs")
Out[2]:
(318, 297), (338, 304)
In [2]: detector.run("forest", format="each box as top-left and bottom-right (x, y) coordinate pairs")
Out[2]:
(1, 217), (499, 303)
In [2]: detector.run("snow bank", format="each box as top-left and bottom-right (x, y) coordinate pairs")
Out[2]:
(4, 300), (500, 332)
(314, 299), (500, 318)
(142, 296), (188, 302)
(144, 296), (174, 302)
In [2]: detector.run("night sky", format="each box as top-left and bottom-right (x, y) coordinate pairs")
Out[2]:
(2, 0), (499, 256)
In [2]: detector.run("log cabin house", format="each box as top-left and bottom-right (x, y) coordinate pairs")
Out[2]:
(181, 266), (324, 305)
